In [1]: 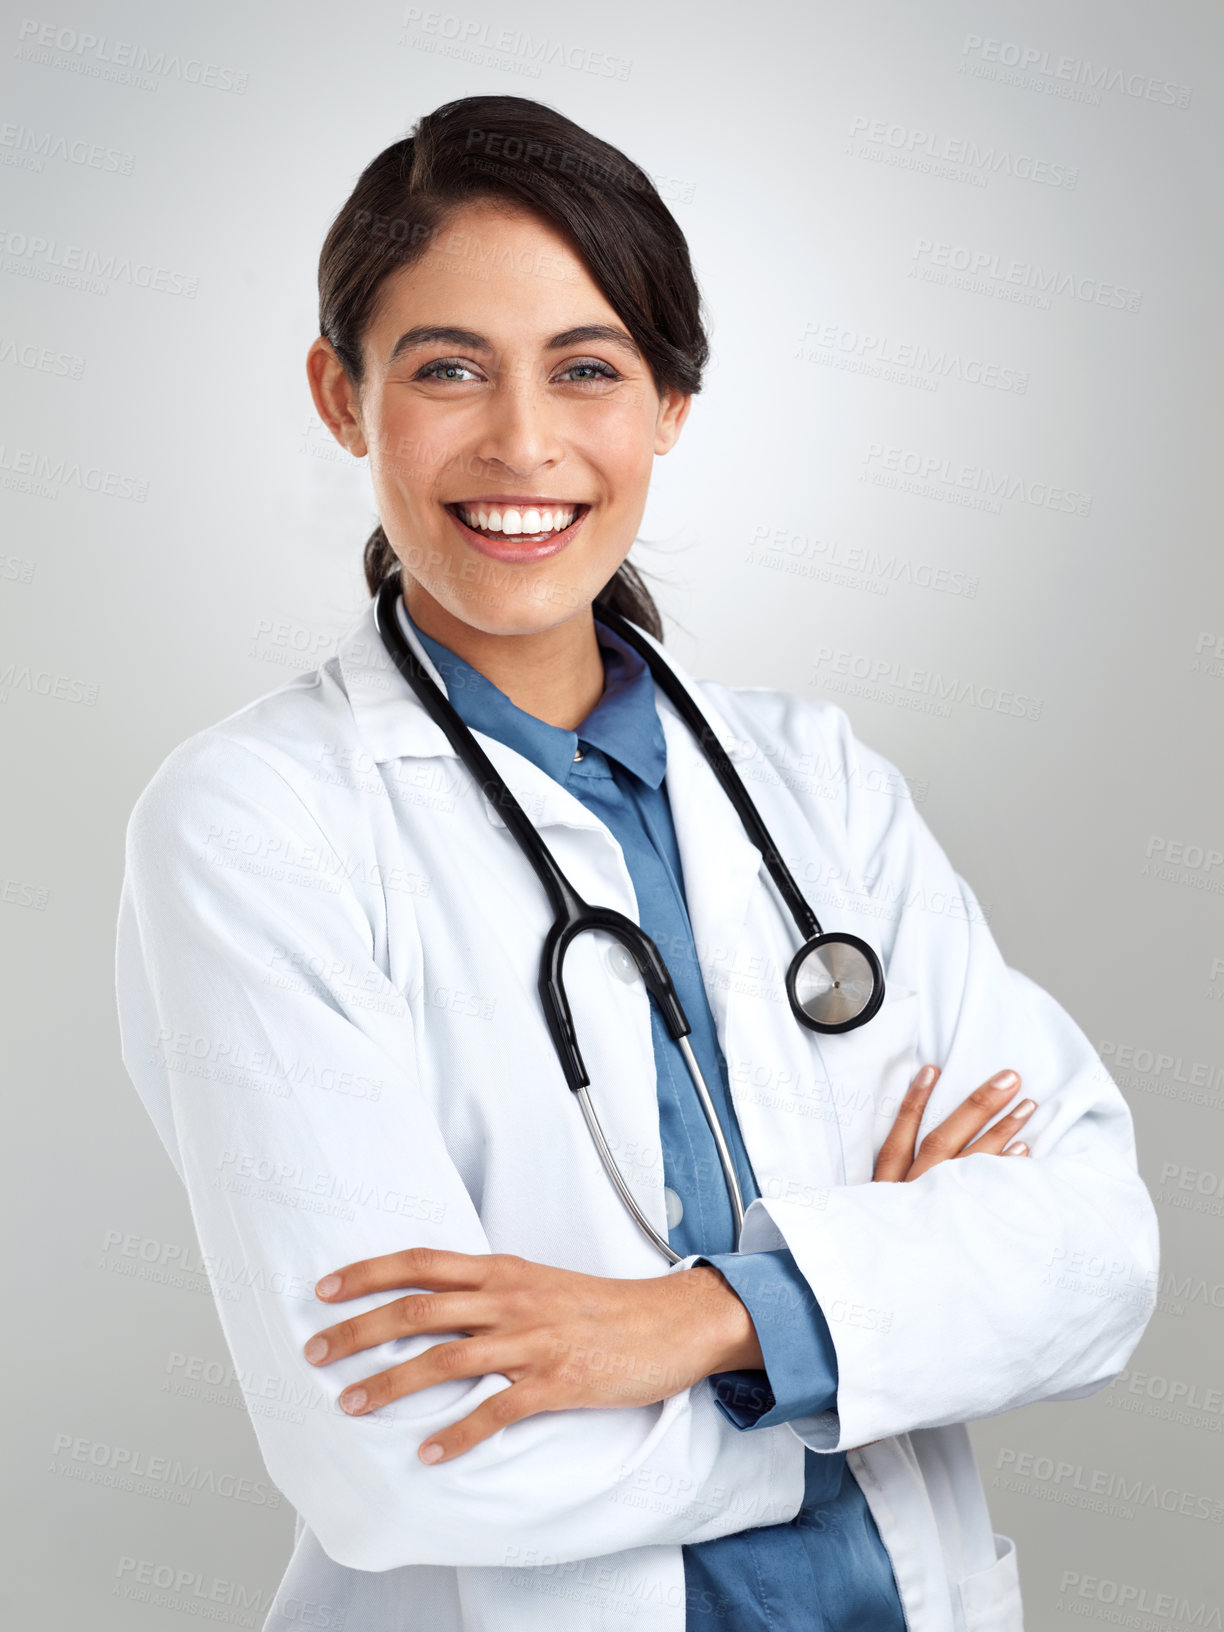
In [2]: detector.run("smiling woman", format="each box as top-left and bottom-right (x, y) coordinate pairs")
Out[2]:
(307, 174), (691, 721)
(117, 94), (1157, 1632)
(313, 99), (707, 649)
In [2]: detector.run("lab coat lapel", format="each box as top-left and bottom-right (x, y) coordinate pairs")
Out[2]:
(340, 597), (673, 1253)
(654, 692), (851, 1195)
(653, 696), (763, 1050)
(339, 596), (629, 841)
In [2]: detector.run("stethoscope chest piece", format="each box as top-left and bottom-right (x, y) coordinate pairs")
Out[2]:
(786, 932), (885, 1032)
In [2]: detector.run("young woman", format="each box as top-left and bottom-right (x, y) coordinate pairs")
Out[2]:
(117, 96), (1158, 1632)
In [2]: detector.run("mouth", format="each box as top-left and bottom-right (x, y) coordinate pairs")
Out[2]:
(444, 499), (591, 563)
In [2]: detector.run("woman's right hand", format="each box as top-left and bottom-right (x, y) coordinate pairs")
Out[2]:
(873, 1065), (1035, 1182)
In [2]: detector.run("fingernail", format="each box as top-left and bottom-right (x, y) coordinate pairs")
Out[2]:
(1007, 1142), (1029, 1156)
(316, 1275), (341, 1298)
(989, 1070), (1019, 1090)
(304, 1336), (328, 1364)
(420, 1442), (444, 1463)
(1013, 1099), (1036, 1118)
(339, 1388), (367, 1414)
(913, 1064), (938, 1091)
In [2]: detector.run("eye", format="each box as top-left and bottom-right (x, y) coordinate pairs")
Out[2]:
(415, 357), (483, 383)
(556, 358), (621, 385)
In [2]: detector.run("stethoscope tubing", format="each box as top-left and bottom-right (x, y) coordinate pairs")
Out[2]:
(371, 573), (879, 1260)
(595, 604), (824, 944)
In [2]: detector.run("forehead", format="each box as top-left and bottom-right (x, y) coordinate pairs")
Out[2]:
(368, 201), (614, 337)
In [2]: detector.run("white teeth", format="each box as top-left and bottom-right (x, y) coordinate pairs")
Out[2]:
(456, 503), (578, 536)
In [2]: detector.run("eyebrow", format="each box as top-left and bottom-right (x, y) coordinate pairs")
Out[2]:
(385, 324), (642, 368)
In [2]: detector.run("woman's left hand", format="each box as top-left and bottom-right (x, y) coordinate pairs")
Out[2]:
(305, 1248), (762, 1464)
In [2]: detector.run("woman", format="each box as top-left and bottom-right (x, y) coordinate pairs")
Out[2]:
(117, 96), (1158, 1632)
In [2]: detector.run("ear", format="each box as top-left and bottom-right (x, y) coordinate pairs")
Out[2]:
(306, 337), (368, 458)
(654, 387), (693, 456)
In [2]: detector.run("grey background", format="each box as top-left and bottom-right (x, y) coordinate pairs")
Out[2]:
(2, 0), (1221, 1623)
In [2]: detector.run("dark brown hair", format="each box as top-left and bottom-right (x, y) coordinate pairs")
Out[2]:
(316, 95), (711, 640)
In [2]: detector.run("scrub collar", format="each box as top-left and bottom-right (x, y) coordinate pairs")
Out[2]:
(396, 597), (668, 790)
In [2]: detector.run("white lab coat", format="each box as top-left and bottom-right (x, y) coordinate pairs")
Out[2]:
(116, 598), (1159, 1632)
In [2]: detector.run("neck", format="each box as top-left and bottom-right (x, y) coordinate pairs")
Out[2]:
(402, 583), (606, 730)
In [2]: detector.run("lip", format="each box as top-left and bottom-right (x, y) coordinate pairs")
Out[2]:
(444, 501), (590, 564)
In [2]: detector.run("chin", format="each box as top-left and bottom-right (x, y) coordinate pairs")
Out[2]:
(408, 573), (571, 633)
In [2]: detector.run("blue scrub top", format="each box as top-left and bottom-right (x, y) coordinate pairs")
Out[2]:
(399, 596), (905, 1631)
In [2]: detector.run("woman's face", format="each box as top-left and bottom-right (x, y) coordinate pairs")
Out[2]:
(315, 200), (691, 637)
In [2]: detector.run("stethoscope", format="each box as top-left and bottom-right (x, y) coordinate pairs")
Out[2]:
(373, 573), (884, 1262)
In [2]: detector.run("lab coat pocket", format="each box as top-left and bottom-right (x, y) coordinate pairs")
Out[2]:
(957, 1531), (1024, 1630)
(811, 985), (921, 1185)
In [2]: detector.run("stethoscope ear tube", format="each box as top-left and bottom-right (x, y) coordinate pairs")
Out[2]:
(374, 576), (584, 926)
(596, 606), (886, 1033)
(538, 917), (591, 1091)
(595, 606), (825, 943)
(539, 906), (694, 1093)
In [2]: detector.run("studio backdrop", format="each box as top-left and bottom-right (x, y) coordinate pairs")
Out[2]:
(2, 0), (1220, 1625)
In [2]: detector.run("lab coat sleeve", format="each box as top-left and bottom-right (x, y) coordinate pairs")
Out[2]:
(729, 692), (1160, 1454)
(115, 731), (803, 1572)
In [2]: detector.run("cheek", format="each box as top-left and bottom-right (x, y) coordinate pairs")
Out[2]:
(366, 398), (441, 496)
(577, 405), (657, 496)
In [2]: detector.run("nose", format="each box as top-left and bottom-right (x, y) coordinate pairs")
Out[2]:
(468, 362), (565, 476)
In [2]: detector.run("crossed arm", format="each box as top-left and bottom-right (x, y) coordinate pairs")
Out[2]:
(119, 725), (1156, 1568)
(304, 1060), (1038, 1464)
